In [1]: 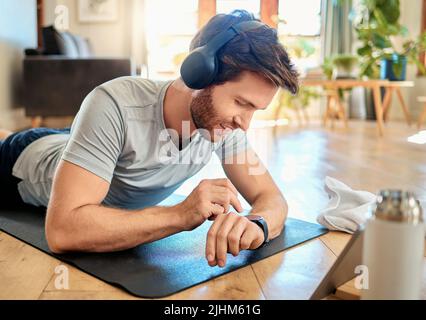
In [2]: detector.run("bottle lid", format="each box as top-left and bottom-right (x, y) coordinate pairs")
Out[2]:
(374, 190), (423, 225)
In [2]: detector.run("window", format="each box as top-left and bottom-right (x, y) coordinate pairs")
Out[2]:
(216, 0), (260, 17)
(144, 0), (263, 80)
(278, 0), (321, 36)
(277, 0), (323, 74)
(145, 0), (199, 79)
(144, 0), (323, 79)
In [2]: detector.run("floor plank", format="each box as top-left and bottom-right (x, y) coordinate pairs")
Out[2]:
(162, 266), (266, 300)
(251, 239), (336, 300)
(41, 261), (265, 300)
(42, 262), (142, 296)
(0, 232), (57, 300)
(39, 290), (142, 300)
(319, 232), (351, 257)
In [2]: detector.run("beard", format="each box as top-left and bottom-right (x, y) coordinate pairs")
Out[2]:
(190, 87), (217, 130)
(189, 87), (228, 142)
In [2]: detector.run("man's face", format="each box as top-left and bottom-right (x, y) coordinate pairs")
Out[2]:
(190, 71), (278, 142)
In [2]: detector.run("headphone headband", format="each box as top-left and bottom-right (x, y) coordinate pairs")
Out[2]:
(205, 20), (265, 54)
(231, 20), (265, 34)
(180, 19), (265, 89)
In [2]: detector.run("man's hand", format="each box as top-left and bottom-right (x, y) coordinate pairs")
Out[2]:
(205, 212), (264, 268)
(177, 179), (243, 231)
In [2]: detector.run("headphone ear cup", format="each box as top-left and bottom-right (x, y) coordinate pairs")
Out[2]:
(180, 47), (218, 90)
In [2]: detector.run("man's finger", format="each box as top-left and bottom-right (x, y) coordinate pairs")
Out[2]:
(209, 203), (225, 219)
(240, 228), (255, 251)
(215, 212), (238, 267)
(205, 213), (227, 266)
(210, 188), (231, 213)
(208, 203), (224, 221)
(249, 222), (265, 250)
(229, 192), (243, 213)
(227, 216), (247, 256)
(210, 187), (242, 213)
(240, 223), (264, 250)
(210, 178), (238, 197)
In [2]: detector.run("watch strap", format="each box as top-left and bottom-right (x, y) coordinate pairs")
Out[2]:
(247, 215), (269, 247)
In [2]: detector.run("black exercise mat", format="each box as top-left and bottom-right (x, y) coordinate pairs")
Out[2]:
(0, 194), (328, 298)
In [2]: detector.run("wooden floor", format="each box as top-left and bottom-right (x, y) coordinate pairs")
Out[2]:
(1, 120), (425, 300)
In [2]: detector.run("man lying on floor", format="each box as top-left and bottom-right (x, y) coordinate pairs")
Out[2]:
(0, 10), (298, 268)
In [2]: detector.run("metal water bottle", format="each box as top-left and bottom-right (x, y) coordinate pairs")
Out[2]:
(361, 190), (424, 300)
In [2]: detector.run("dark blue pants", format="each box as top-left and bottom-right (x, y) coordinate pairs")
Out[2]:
(0, 127), (70, 209)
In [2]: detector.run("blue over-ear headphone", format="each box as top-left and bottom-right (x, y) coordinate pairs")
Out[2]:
(180, 20), (265, 90)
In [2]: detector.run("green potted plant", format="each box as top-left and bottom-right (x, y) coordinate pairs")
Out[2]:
(321, 54), (357, 118)
(320, 54), (358, 102)
(382, 33), (426, 79)
(353, 0), (426, 80)
(332, 54), (359, 79)
(322, 56), (334, 80)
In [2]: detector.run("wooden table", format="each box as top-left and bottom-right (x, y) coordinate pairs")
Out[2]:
(302, 79), (414, 136)
(382, 81), (415, 125)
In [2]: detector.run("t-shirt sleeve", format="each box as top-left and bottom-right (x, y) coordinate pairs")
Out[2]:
(214, 128), (251, 161)
(61, 87), (125, 183)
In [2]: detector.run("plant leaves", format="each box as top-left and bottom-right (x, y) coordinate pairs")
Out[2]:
(357, 45), (373, 56)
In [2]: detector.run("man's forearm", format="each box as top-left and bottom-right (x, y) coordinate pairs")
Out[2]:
(248, 192), (288, 240)
(47, 203), (186, 253)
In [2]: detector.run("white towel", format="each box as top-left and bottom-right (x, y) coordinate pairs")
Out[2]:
(317, 177), (377, 234)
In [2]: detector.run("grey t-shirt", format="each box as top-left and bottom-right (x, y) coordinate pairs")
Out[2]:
(12, 77), (250, 209)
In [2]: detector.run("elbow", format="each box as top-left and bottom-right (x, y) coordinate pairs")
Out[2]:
(45, 212), (71, 254)
(48, 242), (66, 255)
(45, 226), (68, 254)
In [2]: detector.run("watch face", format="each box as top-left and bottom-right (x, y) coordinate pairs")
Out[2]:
(246, 214), (263, 221)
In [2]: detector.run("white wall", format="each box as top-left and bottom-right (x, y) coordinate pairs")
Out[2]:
(43, 0), (132, 58)
(399, 0), (426, 122)
(0, 0), (38, 130)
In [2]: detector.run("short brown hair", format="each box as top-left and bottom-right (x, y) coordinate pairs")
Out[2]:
(190, 10), (299, 94)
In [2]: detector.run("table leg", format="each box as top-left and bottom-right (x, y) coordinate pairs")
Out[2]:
(372, 86), (385, 136)
(323, 95), (332, 127)
(382, 87), (393, 122)
(395, 88), (412, 126)
(332, 89), (348, 129)
(418, 103), (426, 129)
